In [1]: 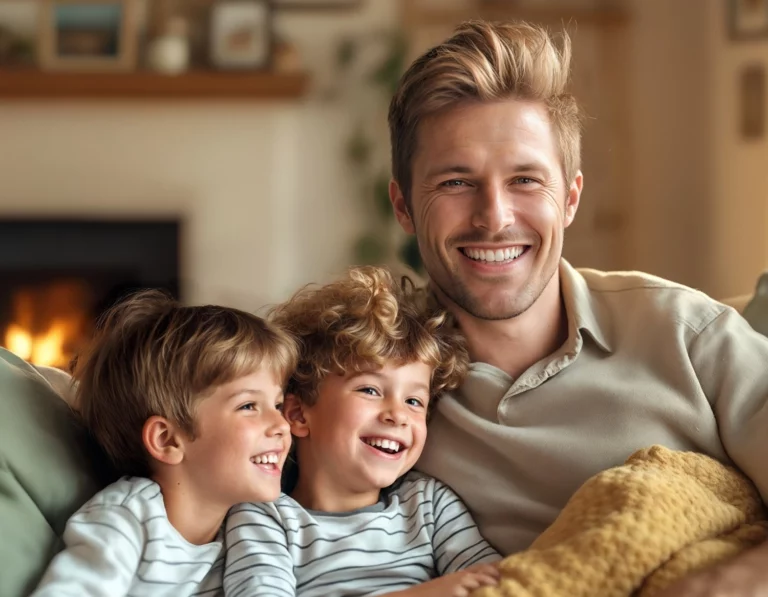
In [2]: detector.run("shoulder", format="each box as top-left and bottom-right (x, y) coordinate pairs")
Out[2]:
(228, 495), (296, 528)
(80, 476), (162, 518)
(391, 471), (457, 503)
(574, 266), (729, 335)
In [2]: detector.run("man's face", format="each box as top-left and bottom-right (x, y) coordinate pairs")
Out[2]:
(391, 99), (582, 321)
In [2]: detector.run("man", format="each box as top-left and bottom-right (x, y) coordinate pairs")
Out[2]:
(387, 20), (768, 596)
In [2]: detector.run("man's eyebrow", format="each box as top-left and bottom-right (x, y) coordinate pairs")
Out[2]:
(425, 162), (549, 178)
(425, 164), (475, 178)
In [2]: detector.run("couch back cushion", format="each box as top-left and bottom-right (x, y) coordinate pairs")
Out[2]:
(0, 348), (111, 597)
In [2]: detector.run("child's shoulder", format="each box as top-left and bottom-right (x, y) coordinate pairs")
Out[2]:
(390, 471), (442, 497)
(81, 476), (164, 520)
(390, 471), (462, 503)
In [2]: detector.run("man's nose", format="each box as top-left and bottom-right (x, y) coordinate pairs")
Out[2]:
(471, 182), (515, 233)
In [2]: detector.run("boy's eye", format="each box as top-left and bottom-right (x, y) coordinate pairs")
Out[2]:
(276, 402), (285, 413)
(406, 397), (426, 408)
(238, 402), (256, 411)
(358, 386), (380, 396)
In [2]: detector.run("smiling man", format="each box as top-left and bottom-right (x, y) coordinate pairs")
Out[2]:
(388, 20), (768, 596)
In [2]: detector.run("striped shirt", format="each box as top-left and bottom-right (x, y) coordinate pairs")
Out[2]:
(32, 476), (224, 597)
(224, 471), (500, 597)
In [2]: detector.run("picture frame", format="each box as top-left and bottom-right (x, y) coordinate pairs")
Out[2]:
(729, 0), (768, 40)
(38, 0), (139, 71)
(209, 0), (272, 70)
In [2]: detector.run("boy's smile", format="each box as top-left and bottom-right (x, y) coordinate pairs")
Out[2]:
(287, 361), (432, 512)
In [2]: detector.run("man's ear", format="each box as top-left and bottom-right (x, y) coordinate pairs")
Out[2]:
(564, 170), (583, 228)
(143, 416), (185, 465)
(283, 393), (310, 438)
(389, 179), (415, 234)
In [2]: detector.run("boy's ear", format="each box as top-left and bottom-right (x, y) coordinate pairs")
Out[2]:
(143, 416), (185, 465)
(283, 393), (310, 438)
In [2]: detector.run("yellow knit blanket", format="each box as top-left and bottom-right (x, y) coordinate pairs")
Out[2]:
(475, 445), (768, 597)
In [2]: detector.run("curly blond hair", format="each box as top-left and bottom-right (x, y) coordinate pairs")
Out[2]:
(389, 20), (582, 207)
(270, 266), (468, 407)
(73, 290), (298, 477)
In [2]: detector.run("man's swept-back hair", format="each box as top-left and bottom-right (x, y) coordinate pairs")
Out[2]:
(270, 266), (468, 407)
(389, 19), (582, 205)
(73, 290), (298, 477)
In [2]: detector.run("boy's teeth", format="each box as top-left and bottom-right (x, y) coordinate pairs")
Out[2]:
(365, 438), (401, 452)
(253, 453), (279, 464)
(464, 247), (524, 262)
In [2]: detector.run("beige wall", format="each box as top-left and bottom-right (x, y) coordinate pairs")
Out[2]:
(709, 0), (768, 299)
(0, 1), (397, 309)
(628, 0), (714, 293)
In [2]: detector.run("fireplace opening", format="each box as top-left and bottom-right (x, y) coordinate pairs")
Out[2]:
(0, 219), (181, 370)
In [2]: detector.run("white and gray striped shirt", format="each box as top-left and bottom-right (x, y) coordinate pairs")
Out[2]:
(32, 476), (224, 597)
(224, 471), (500, 597)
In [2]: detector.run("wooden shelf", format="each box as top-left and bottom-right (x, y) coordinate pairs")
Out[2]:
(0, 69), (310, 100)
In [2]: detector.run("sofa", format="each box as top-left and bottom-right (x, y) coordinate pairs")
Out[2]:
(2, 273), (768, 597)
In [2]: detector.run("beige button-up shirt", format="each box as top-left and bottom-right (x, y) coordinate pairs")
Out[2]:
(417, 260), (768, 555)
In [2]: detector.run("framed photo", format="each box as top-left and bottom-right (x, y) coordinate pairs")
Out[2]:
(272, 0), (362, 9)
(729, 0), (768, 40)
(38, 0), (139, 71)
(210, 0), (271, 70)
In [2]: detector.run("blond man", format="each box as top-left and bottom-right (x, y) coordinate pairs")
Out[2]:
(32, 291), (297, 597)
(387, 20), (768, 596)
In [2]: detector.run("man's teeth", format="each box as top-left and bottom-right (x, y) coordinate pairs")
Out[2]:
(252, 453), (279, 465)
(464, 247), (524, 262)
(365, 438), (402, 453)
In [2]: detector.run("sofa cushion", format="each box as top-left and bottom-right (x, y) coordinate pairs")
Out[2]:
(743, 272), (768, 338)
(0, 348), (112, 597)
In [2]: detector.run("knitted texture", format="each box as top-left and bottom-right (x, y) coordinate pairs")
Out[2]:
(474, 445), (768, 597)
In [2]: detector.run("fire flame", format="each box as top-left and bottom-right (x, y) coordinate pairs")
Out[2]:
(2, 281), (90, 370)
(5, 320), (73, 368)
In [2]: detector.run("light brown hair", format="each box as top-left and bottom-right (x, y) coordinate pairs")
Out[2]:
(73, 290), (298, 477)
(270, 266), (468, 408)
(389, 19), (582, 207)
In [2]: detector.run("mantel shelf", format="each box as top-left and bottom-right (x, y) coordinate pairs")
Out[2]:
(0, 69), (310, 100)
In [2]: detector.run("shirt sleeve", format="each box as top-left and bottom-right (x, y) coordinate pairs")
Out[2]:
(31, 503), (144, 597)
(224, 502), (296, 597)
(691, 306), (768, 503)
(430, 480), (501, 574)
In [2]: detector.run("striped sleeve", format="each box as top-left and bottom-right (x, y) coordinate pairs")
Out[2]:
(224, 502), (296, 597)
(430, 480), (501, 575)
(31, 503), (144, 596)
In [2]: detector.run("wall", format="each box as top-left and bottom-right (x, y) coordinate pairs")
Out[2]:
(709, 0), (768, 299)
(0, 0), (398, 309)
(627, 0), (714, 293)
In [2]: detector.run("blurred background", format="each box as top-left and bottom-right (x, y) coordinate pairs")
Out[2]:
(0, 0), (766, 369)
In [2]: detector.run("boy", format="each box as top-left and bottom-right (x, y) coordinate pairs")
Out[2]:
(32, 290), (298, 597)
(224, 266), (500, 597)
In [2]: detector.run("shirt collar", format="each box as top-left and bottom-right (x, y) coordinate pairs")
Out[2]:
(560, 259), (614, 354)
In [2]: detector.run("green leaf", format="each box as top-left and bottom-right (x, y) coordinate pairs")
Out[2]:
(373, 174), (393, 221)
(398, 236), (422, 272)
(336, 38), (357, 71)
(369, 35), (408, 95)
(354, 234), (386, 265)
(346, 126), (372, 166)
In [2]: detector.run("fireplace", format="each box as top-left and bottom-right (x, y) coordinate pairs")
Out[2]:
(0, 218), (181, 370)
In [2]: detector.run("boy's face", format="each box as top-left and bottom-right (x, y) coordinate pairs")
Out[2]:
(291, 361), (432, 506)
(182, 369), (290, 507)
